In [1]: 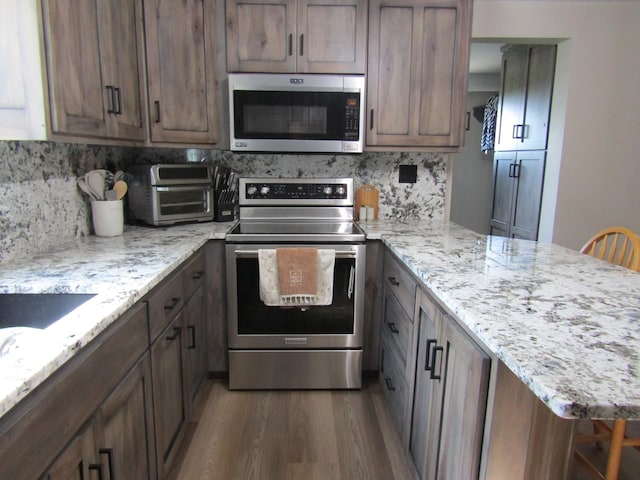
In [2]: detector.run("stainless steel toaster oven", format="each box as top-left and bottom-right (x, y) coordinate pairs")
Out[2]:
(128, 164), (214, 226)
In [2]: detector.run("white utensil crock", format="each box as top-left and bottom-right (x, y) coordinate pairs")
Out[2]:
(91, 200), (124, 237)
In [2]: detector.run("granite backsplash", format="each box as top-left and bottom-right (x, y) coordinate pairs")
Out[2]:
(0, 141), (447, 265)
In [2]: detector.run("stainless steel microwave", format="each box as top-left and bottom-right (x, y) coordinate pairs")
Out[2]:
(228, 73), (365, 153)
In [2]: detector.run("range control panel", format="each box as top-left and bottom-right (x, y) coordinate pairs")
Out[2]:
(244, 182), (348, 200)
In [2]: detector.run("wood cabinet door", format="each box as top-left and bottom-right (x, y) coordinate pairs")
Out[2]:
(44, 425), (96, 480)
(366, 0), (471, 149)
(520, 46), (556, 151)
(144, 0), (218, 144)
(489, 152), (518, 238)
(42, 0), (109, 138)
(184, 286), (208, 407)
(99, 0), (146, 141)
(94, 354), (156, 480)
(151, 313), (187, 479)
(511, 151), (546, 241)
(226, 0), (296, 72)
(296, 0), (367, 73)
(495, 45), (528, 151)
(436, 318), (490, 480)
(410, 291), (445, 480)
(496, 45), (556, 151)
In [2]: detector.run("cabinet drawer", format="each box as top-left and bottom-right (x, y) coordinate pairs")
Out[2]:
(182, 249), (206, 302)
(379, 336), (408, 435)
(382, 288), (413, 369)
(384, 253), (417, 319)
(148, 271), (184, 343)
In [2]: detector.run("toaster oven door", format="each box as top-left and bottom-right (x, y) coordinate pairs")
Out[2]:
(152, 185), (214, 224)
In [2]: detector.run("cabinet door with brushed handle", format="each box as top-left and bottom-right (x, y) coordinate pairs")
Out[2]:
(409, 289), (490, 480)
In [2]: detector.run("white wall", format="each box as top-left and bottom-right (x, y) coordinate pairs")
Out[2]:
(472, 0), (640, 250)
(450, 91), (497, 234)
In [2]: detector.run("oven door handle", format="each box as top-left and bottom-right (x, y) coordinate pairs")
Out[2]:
(233, 249), (358, 258)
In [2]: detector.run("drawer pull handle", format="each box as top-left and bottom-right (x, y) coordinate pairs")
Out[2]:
(388, 276), (400, 286)
(187, 325), (196, 349)
(166, 326), (181, 341)
(192, 270), (205, 280)
(430, 345), (444, 381)
(89, 463), (104, 480)
(164, 297), (181, 311)
(384, 377), (395, 392)
(99, 448), (115, 480)
(387, 322), (399, 334)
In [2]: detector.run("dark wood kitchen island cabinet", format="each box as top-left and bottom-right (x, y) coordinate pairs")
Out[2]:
(378, 247), (491, 480)
(366, 0), (472, 150)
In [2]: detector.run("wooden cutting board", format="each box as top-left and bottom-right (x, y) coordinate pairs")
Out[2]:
(355, 185), (379, 220)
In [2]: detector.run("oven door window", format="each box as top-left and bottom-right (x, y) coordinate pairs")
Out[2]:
(236, 257), (355, 334)
(156, 187), (211, 216)
(233, 91), (358, 141)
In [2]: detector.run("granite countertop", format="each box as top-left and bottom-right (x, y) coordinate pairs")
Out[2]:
(0, 222), (232, 418)
(363, 219), (640, 419)
(1, 219), (639, 421)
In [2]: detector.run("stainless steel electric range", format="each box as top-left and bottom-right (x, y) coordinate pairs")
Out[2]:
(225, 178), (366, 389)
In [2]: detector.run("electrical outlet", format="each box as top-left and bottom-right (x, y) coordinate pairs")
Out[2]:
(399, 164), (417, 183)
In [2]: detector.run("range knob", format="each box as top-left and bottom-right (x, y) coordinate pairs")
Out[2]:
(260, 185), (270, 196)
(323, 186), (333, 195)
(336, 185), (346, 195)
(247, 185), (258, 196)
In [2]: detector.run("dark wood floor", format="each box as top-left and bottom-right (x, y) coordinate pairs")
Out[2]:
(172, 379), (640, 480)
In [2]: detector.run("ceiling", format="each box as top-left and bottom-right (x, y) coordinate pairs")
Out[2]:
(469, 42), (503, 74)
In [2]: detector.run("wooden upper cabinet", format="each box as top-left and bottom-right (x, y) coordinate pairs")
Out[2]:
(225, 0), (367, 73)
(144, 0), (218, 144)
(495, 45), (556, 151)
(366, 0), (472, 150)
(42, 0), (146, 141)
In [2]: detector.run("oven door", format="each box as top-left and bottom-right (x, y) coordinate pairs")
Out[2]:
(226, 243), (365, 349)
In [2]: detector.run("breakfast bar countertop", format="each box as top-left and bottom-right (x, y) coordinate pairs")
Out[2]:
(1, 219), (640, 421)
(362, 219), (640, 420)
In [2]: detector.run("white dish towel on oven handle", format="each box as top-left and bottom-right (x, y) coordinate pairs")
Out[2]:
(258, 249), (335, 306)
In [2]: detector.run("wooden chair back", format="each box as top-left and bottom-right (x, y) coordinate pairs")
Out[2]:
(580, 226), (640, 271)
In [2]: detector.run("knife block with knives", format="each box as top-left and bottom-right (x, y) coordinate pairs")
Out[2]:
(213, 167), (238, 222)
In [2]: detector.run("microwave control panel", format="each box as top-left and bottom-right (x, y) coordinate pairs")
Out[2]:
(344, 95), (360, 140)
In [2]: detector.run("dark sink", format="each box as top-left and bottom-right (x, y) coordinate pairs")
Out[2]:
(0, 294), (97, 329)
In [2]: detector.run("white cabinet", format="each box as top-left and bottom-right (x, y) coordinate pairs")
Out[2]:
(225, 0), (367, 73)
(0, 0), (47, 139)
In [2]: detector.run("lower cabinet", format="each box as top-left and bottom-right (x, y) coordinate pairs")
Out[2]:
(184, 285), (208, 405)
(0, 247), (212, 480)
(409, 289), (491, 480)
(378, 249), (491, 480)
(489, 150), (546, 240)
(45, 354), (156, 480)
(151, 313), (188, 479)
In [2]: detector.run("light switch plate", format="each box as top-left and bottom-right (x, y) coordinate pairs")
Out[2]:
(399, 165), (417, 183)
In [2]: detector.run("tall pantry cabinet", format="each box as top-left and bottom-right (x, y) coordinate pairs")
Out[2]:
(490, 45), (556, 240)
